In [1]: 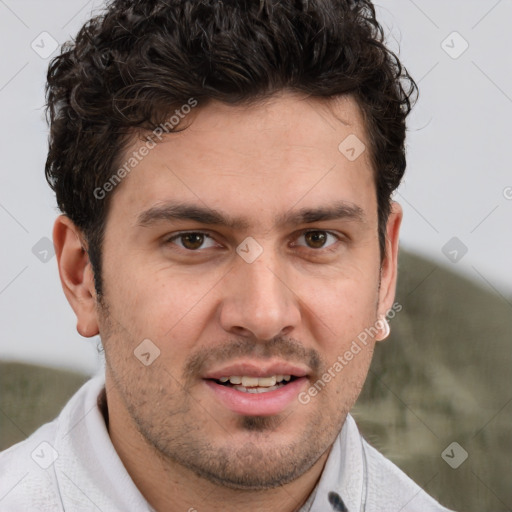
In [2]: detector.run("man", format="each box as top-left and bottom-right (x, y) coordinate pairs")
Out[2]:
(0, 0), (454, 510)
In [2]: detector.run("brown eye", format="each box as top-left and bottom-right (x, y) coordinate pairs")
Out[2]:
(304, 231), (328, 249)
(166, 232), (219, 252)
(180, 233), (205, 250)
(294, 230), (339, 250)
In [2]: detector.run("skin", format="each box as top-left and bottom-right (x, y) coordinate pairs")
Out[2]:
(53, 92), (402, 512)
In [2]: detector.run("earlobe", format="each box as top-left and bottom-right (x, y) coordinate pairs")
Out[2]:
(375, 316), (391, 341)
(377, 201), (402, 330)
(53, 215), (99, 338)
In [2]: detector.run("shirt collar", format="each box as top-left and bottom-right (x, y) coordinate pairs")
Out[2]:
(304, 414), (365, 512)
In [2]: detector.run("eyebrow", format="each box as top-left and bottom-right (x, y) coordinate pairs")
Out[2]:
(136, 200), (365, 229)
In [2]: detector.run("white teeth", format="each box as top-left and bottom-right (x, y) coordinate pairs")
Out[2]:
(257, 376), (276, 387)
(241, 376), (259, 387)
(219, 375), (292, 387)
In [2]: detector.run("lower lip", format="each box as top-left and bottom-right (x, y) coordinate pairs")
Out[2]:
(204, 378), (308, 416)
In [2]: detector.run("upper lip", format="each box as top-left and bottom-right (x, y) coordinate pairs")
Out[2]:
(203, 360), (310, 380)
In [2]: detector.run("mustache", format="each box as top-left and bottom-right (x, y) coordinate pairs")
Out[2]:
(182, 336), (323, 381)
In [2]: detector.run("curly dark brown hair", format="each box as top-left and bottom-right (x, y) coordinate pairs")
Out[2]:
(45, 0), (417, 296)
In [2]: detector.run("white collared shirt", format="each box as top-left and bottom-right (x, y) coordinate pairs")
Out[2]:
(0, 376), (454, 512)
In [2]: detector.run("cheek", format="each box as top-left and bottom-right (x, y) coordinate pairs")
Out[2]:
(104, 256), (222, 338)
(296, 262), (380, 395)
(299, 265), (380, 339)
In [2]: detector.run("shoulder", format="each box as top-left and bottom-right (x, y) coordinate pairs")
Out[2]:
(0, 420), (62, 511)
(0, 376), (104, 512)
(360, 436), (455, 511)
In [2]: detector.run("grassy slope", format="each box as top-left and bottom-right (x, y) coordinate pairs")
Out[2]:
(1, 250), (510, 511)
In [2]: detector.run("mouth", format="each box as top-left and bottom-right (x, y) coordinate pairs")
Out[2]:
(202, 362), (309, 416)
(209, 374), (298, 394)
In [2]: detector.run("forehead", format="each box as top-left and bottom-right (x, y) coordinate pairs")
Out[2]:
(108, 92), (376, 229)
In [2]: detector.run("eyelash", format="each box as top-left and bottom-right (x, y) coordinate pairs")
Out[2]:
(164, 229), (342, 252)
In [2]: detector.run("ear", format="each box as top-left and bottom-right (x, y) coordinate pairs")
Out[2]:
(377, 201), (402, 324)
(53, 215), (99, 338)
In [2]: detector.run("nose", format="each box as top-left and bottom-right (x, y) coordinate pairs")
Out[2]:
(218, 254), (301, 341)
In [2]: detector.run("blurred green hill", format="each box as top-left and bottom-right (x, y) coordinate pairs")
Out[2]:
(1, 250), (511, 511)
(354, 250), (512, 512)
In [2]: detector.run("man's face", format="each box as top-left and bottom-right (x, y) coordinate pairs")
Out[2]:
(95, 93), (399, 489)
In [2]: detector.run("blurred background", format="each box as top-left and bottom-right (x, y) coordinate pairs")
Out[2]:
(0, 1), (511, 511)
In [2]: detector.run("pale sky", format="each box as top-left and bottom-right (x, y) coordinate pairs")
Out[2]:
(1, 0), (511, 374)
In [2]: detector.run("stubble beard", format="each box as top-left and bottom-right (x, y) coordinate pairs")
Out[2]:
(96, 296), (362, 491)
